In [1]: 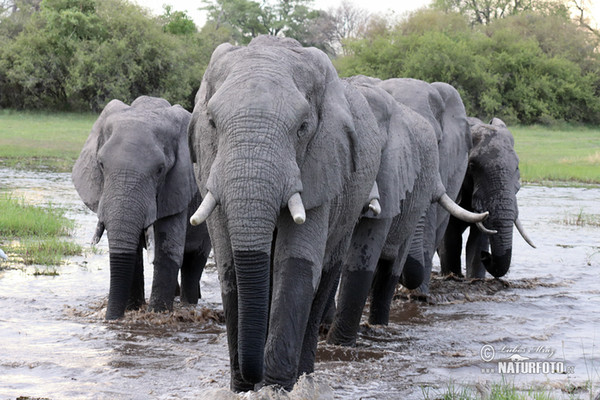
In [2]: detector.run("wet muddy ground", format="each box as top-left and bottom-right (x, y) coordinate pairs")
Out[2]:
(0, 168), (599, 399)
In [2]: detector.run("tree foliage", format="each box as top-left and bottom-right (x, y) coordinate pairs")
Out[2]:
(336, 8), (600, 124)
(0, 0), (598, 124)
(201, 0), (321, 46)
(0, 0), (221, 111)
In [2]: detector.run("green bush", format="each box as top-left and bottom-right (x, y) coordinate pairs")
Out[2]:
(335, 9), (600, 125)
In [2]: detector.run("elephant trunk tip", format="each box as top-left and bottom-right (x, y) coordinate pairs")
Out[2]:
(481, 250), (511, 278)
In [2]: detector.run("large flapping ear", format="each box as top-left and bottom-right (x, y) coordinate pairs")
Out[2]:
(189, 43), (240, 188)
(376, 101), (428, 219)
(432, 82), (471, 153)
(72, 99), (129, 213)
(431, 82), (471, 195)
(299, 77), (359, 209)
(156, 105), (196, 220)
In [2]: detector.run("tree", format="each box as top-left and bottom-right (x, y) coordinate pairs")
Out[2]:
(160, 5), (197, 35)
(571, 0), (600, 38)
(201, 0), (321, 45)
(432, 0), (568, 25)
(326, 1), (370, 55)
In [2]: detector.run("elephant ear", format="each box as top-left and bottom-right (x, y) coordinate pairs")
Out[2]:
(72, 99), (129, 213)
(490, 117), (507, 128)
(299, 77), (371, 210)
(431, 82), (471, 198)
(376, 101), (425, 219)
(156, 105), (196, 220)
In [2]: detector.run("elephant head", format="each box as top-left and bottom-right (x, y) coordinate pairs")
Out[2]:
(72, 96), (195, 319)
(466, 117), (534, 277)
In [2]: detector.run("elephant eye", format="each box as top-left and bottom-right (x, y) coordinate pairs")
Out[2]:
(98, 161), (104, 171)
(157, 164), (165, 176)
(208, 118), (216, 129)
(297, 122), (308, 137)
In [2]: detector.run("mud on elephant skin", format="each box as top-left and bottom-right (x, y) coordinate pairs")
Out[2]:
(438, 117), (535, 280)
(326, 76), (488, 346)
(188, 36), (386, 391)
(72, 95), (211, 320)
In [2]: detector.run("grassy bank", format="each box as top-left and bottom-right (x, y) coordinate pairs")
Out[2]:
(0, 195), (82, 267)
(0, 110), (599, 183)
(512, 125), (600, 185)
(0, 110), (96, 172)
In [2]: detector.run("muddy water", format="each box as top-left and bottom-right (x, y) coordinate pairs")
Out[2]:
(1, 167), (599, 399)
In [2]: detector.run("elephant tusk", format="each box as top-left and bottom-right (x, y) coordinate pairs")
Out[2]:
(190, 191), (217, 226)
(91, 221), (105, 245)
(515, 218), (536, 248)
(145, 225), (155, 264)
(367, 182), (381, 216)
(369, 199), (382, 216)
(476, 221), (497, 235)
(288, 192), (306, 224)
(438, 193), (489, 223)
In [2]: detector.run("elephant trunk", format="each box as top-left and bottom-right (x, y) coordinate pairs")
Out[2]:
(101, 172), (154, 319)
(218, 147), (293, 384)
(481, 216), (514, 278)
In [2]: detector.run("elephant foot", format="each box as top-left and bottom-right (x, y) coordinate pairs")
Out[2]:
(147, 298), (173, 314)
(126, 297), (145, 311)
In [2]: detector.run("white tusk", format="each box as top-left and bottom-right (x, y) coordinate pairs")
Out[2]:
(190, 191), (217, 226)
(369, 199), (382, 216)
(476, 221), (497, 235)
(367, 182), (381, 216)
(438, 193), (489, 223)
(515, 218), (536, 248)
(145, 225), (155, 264)
(288, 192), (306, 224)
(91, 221), (105, 245)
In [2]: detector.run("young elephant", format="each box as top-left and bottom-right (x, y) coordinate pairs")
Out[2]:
(326, 76), (488, 346)
(72, 96), (211, 320)
(438, 117), (535, 279)
(188, 36), (386, 391)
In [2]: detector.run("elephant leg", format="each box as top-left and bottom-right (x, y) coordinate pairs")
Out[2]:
(369, 232), (413, 325)
(319, 271), (339, 332)
(180, 248), (208, 304)
(148, 211), (186, 313)
(438, 215), (467, 276)
(368, 257), (397, 325)
(327, 218), (393, 346)
(264, 207), (328, 390)
(127, 235), (145, 310)
(466, 227), (489, 278)
(298, 234), (351, 376)
(400, 214), (427, 291)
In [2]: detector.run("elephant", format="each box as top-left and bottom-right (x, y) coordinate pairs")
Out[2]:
(438, 117), (535, 279)
(72, 95), (211, 320)
(326, 76), (488, 346)
(375, 78), (473, 294)
(187, 36), (388, 391)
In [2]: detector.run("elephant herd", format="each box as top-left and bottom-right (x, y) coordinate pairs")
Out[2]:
(72, 35), (534, 392)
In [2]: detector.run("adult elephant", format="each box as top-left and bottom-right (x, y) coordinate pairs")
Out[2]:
(326, 76), (488, 346)
(72, 96), (211, 320)
(188, 36), (386, 391)
(438, 117), (535, 279)
(376, 78), (473, 294)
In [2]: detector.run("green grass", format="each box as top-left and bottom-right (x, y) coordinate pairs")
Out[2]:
(512, 125), (600, 184)
(0, 109), (96, 172)
(0, 194), (82, 267)
(421, 378), (587, 400)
